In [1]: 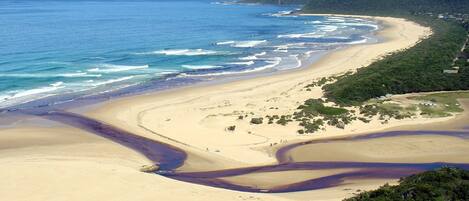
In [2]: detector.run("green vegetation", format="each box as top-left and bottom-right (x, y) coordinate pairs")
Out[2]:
(359, 102), (415, 121)
(227, 125), (236, 131)
(305, 72), (353, 90)
(303, 0), (469, 16)
(297, 99), (348, 116)
(324, 18), (468, 105)
(250, 117), (264, 124)
(275, 115), (293, 125)
(344, 167), (469, 201)
(301, 0), (469, 105)
(410, 92), (469, 117)
(248, 0), (469, 105)
(305, 77), (332, 88)
(240, 0), (308, 4)
(240, 0), (469, 134)
(298, 118), (324, 133)
(293, 99), (354, 132)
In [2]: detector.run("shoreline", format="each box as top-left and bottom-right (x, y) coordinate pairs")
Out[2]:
(82, 16), (432, 169)
(0, 15), (377, 114)
(1, 15), (460, 201)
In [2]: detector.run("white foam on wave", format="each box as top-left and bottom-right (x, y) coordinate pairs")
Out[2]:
(317, 25), (339, 32)
(12, 84), (63, 99)
(305, 50), (318, 57)
(326, 17), (346, 22)
(290, 54), (302, 68)
(216, 41), (235, 45)
(307, 37), (369, 45)
(306, 20), (323, 24)
(337, 22), (379, 30)
(178, 57), (281, 78)
(0, 72), (102, 78)
(182, 65), (223, 70)
(281, 35), (351, 40)
(217, 40), (267, 48)
(268, 10), (297, 18)
(155, 70), (179, 76)
(227, 61), (255, 66)
(346, 37), (369, 45)
(50, 81), (64, 87)
(87, 64), (149, 73)
(137, 49), (224, 56)
(211, 1), (256, 5)
(90, 76), (135, 87)
(239, 52), (267, 60)
(278, 32), (326, 39)
(61, 72), (102, 78)
(0, 81), (67, 108)
(274, 45), (289, 53)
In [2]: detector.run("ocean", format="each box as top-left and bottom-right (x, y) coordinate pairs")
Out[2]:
(0, 0), (378, 111)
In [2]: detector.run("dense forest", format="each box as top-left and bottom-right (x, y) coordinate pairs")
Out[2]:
(244, 0), (469, 105)
(344, 167), (469, 201)
(324, 18), (468, 104)
(303, 0), (469, 16)
(240, 0), (309, 4)
(243, 0), (469, 14)
(303, 0), (469, 104)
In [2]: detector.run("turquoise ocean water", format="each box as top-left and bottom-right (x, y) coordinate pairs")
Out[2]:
(0, 0), (378, 110)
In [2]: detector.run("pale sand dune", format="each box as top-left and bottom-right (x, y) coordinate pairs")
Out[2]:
(220, 169), (359, 189)
(0, 16), (443, 201)
(0, 126), (293, 201)
(287, 135), (469, 163)
(85, 17), (433, 170)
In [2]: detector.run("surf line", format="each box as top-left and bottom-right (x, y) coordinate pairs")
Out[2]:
(31, 110), (469, 193)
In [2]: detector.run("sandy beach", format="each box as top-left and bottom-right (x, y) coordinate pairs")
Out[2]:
(3, 15), (466, 201)
(84, 16), (433, 169)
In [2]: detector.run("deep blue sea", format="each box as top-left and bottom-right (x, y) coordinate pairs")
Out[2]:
(0, 0), (378, 110)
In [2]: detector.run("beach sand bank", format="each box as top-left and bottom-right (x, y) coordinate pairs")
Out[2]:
(1, 16), (460, 201)
(84, 16), (433, 169)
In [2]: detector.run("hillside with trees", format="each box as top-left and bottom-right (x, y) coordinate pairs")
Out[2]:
(241, 0), (309, 4)
(244, 0), (469, 105)
(344, 167), (469, 201)
(324, 18), (468, 104)
(301, 0), (469, 105)
(303, 0), (469, 16)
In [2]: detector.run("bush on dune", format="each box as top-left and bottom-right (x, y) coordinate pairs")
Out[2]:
(344, 167), (469, 201)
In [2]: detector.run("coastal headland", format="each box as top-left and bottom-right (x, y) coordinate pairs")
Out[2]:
(1, 15), (468, 201)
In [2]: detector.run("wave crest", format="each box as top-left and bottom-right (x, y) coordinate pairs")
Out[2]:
(137, 49), (225, 56)
(217, 40), (267, 48)
(182, 65), (223, 70)
(88, 64), (149, 73)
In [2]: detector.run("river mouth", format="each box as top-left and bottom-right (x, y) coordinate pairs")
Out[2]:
(28, 107), (469, 193)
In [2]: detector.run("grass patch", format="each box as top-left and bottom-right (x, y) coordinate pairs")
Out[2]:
(412, 92), (469, 112)
(359, 102), (415, 120)
(293, 99), (353, 132)
(297, 99), (348, 117)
